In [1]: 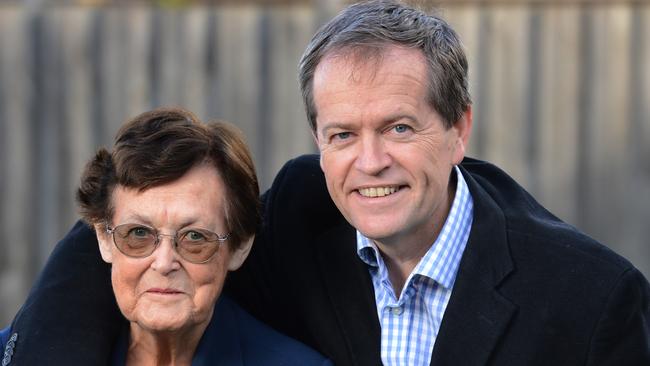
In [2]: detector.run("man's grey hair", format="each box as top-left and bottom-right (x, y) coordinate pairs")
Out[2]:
(299, 0), (471, 131)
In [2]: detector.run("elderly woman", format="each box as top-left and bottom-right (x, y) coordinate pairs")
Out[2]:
(1, 108), (330, 366)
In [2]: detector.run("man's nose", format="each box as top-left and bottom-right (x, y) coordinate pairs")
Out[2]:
(354, 135), (391, 175)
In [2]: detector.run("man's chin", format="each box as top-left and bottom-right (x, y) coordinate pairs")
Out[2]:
(354, 223), (403, 245)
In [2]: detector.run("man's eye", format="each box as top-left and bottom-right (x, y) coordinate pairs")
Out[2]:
(333, 132), (351, 140)
(393, 124), (410, 133)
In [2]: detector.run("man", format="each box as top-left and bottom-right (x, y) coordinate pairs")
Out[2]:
(8, 1), (650, 365)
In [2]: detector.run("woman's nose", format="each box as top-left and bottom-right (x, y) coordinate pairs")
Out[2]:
(150, 235), (181, 274)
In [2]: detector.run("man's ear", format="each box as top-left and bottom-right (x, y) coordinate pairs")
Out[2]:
(451, 107), (473, 165)
(227, 235), (254, 271)
(94, 223), (114, 264)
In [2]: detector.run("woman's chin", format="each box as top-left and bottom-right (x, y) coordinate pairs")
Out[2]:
(135, 312), (192, 333)
(125, 301), (198, 333)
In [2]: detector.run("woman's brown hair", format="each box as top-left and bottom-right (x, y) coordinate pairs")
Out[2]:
(76, 107), (260, 250)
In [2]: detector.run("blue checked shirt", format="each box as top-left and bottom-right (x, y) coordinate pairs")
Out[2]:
(357, 166), (473, 366)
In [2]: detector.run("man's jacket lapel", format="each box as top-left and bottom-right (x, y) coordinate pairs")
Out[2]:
(430, 166), (516, 366)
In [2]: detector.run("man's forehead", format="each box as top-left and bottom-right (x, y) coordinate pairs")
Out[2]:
(316, 44), (424, 76)
(314, 46), (427, 92)
(312, 49), (432, 135)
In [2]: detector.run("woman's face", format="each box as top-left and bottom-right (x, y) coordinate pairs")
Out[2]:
(95, 164), (251, 333)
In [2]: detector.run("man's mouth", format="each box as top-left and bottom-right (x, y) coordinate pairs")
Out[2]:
(357, 186), (400, 198)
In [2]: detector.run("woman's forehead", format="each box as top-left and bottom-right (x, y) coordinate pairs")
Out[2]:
(110, 165), (226, 227)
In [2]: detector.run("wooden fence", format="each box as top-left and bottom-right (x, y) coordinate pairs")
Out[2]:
(1, 1), (649, 324)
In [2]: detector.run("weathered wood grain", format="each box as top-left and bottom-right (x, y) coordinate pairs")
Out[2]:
(0, 2), (648, 325)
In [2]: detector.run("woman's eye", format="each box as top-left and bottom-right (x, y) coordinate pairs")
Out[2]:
(130, 227), (151, 238)
(185, 231), (206, 241)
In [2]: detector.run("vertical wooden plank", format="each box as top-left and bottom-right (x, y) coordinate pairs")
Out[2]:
(214, 6), (262, 175)
(179, 7), (210, 118)
(156, 8), (189, 108)
(95, 6), (151, 142)
(629, 7), (650, 171)
(481, 5), (532, 188)
(633, 6), (650, 175)
(59, 7), (95, 232)
(34, 8), (66, 266)
(629, 5), (650, 277)
(472, 4), (491, 158)
(524, 6), (542, 195)
(265, 5), (317, 189)
(581, 4), (632, 252)
(122, 7), (153, 119)
(536, 5), (581, 224)
(100, 7), (131, 145)
(442, 5), (482, 156)
(621, 3), (650, 277)
(257, 8), (273, 186)
(0, 5), (32, 325)
(155, 8), (181, 106)
(203, 8), (220, 121)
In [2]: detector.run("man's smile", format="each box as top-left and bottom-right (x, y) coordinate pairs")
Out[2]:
(357, 186), (402, 198)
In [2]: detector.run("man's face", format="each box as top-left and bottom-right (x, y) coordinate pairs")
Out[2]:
(313, 46), (471, 248)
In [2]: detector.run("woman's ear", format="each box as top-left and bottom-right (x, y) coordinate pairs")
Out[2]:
(94, 223), (114, 264)
(227, 235), (254, 271)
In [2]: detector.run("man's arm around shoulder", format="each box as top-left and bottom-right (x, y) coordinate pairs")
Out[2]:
(10, 220), (121, 364)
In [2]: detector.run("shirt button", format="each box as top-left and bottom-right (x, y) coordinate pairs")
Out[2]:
(390, 306), (404, 315)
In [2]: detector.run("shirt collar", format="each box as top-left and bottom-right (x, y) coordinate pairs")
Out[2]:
(356, 166), (473, 290)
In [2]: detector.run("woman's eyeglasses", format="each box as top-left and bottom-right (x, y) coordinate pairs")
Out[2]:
(105, 223), (229, 264)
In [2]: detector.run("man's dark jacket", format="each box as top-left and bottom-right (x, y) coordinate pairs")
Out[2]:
(10, 155), (650, 365)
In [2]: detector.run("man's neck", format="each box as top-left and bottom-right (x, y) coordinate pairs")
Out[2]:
(377, 238), (433, 296)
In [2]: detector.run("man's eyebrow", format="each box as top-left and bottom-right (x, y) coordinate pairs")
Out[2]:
(382, 114), (417, 125)
(319, 122), (356, 135)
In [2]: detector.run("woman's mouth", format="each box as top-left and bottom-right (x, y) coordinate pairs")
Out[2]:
(146, 288), (183, 295)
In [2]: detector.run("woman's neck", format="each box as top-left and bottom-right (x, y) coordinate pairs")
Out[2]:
(126, 320), (208, 366)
